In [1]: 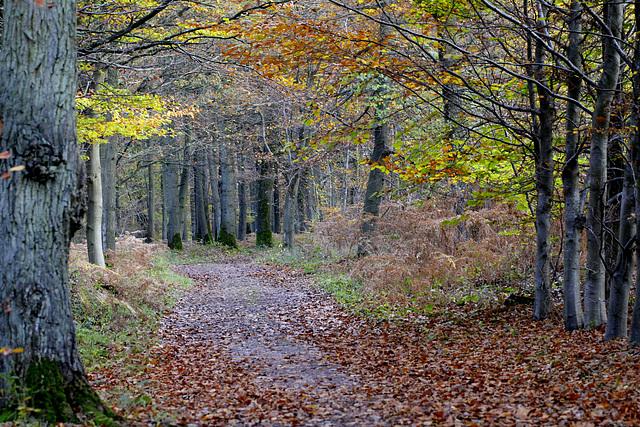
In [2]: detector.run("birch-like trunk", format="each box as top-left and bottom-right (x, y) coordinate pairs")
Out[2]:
(584, 0), (623, 328)
(561, 0), (585, 331)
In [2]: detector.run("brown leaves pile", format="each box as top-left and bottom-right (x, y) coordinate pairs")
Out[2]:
(89, 262), (640, 426)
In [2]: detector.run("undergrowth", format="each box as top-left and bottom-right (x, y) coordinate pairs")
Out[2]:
(69, 234), (192, 373)
(267, 200), (538, 316)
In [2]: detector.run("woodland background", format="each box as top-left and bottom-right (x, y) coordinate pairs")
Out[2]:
(4, 0), (640, 423)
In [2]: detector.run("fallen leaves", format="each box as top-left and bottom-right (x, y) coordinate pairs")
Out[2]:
(88, 260), (640, 426)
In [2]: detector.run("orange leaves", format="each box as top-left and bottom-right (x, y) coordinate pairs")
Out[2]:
(0, 151), (10, 160)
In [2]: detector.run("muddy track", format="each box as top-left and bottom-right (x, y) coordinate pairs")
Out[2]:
(151, 261), (389, 426)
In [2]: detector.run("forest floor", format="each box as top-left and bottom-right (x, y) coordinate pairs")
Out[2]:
(87, 256), (640, 426)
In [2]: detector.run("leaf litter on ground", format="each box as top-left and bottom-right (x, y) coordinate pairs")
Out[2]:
(87, 258), (640, 426)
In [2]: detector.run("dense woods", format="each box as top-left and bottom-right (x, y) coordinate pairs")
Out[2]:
(5, 0), (640, 423)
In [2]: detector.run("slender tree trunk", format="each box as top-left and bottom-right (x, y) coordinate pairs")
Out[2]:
(273, 176), (281, 234)
(219, 138), (238, 248)
(238, 180), (247, 241)
(604, 158), (635, 340)
(86, 70), (106, 266)
(165, 144), (183, 250)
(209, 148), (221, 240)
(101, 139), (117, 252)
(584, 0), (623, 328)
(0, 0), (115, 421)
(161, 162), (168, 241)
(627, 0), (640, 345)
(178, 136), (190, 241)
(87, 142), (106, 266)
(562, 0), (585, 331)
(532, 0), (556, 321)
(256, 161), (274, 247)
(145, 151), (155, 243)
(283, 173), (300, 249)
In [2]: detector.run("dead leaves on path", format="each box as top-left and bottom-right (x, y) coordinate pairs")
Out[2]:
(89, 262), (640, 426)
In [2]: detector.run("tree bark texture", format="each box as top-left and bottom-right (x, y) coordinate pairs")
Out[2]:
(283, 172), (300, 249)
(604, 159), (635, 340)
(0, 0), (115, 422)
(101, 138), (117, 252)
(532, 1), (555, 321)
(87, 142), (105, 267)
(219, 138), (238, 248)
(584, 0), (623, 328)
(256, 161), (274, 247)
(145, 152), (155, 243)
(561, 0), (585, 331)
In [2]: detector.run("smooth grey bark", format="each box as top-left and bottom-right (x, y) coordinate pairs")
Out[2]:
(561, 0), (585, 331)
(101, 68), (118, 253)
(86, 70), (105, 267)
(256, 161), (274, 247)
(101, 138), (117, 252)
(604, 158), (635, 340)
(273, 177), (281, 234)
(87, 142), (106, 267)
(531, 1), (556, 321)
(283, 172), (300, 249)
(238, 179), (248, 241)
(0, 0), (112, 419)
(193, 154), (211, 243)
(584, 0), (623, 328)
(208, 148), (221, 239)
(219, 137), (238, 248)
(627, 0), (640, 346)
(145, 151), (154, 243)
(178, 137), (190, 241)
(161, 162), (168, 241)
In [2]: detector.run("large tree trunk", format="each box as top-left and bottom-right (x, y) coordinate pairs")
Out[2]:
(219, 138), (238, 248)
(532, 0), (556, 321)
(165, 144), (183, 250)
(584, 0), (623, 328)
(0, 0), (116, 422)
(561, 0), (585, 331)
(193, 153), (212, 243)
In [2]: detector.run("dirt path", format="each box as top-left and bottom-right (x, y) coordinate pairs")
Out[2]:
(110, 259), (640, 426)
(143, 261), (391, 426)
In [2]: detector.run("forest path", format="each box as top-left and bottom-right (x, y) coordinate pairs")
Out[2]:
(115, 259), (640, 426)
(144, 260), (396, 426)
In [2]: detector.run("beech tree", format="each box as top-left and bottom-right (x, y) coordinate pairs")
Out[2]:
(0, 0), (116, 423)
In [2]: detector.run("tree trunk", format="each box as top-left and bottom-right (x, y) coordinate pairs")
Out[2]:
(584, 0), (623, 328)
(238, 179), (248, 241)
(219, 138), (238, 248)
(161, 161), (168, 241)
(0, 0), (116, 422)
(193, 154), (211, 243)
(145, 151), (155, 243)
(101, 139), (117, 252)
(561, 0), (585, 331)
(87, 142), (106, 267)
(626, 0), (640, 345)
(209, 148), (221, 240)
(178, 136), (190, 241)
(604, 159), (635, 340)
(283, 172), (300, 249)
(273, 176), (281, 234)
(532, 1), (556, 321)
(256, 161), (274, 247)
(358, 119), (389, 256)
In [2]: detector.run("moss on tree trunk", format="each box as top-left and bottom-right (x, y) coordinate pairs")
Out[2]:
(169, 232), (184, 250)
(0, 359), (120, 425)
(218, 228), (238, 249)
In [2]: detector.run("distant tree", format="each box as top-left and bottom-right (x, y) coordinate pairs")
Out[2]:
(0, 0), (117, 423)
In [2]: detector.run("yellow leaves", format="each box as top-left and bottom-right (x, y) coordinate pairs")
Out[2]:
(0, 347), (23, 356)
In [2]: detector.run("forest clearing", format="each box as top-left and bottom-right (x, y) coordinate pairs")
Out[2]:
(5, 0), (640, 425)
